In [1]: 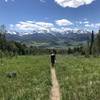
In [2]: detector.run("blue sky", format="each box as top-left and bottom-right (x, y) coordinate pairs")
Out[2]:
(0, 0), (100, 33)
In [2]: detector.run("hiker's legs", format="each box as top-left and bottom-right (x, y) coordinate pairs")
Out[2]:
(51, 63), (55, 67)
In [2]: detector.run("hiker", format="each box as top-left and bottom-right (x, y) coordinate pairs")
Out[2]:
(50, 49), (56, 67)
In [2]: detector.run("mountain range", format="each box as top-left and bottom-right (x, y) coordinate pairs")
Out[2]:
(6, 30), (91, 48)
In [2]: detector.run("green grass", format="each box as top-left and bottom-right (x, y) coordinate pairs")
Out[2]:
(56, 55), (100, 100)
(0, 55), (51, 100)
(1, 55), (100, 100)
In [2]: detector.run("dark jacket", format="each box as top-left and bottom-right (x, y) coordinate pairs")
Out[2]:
(51, 53), (55, 64)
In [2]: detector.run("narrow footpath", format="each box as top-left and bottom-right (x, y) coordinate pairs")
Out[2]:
(50, 67), (60, 100)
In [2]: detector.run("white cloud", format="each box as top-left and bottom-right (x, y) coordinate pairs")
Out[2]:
(50, 27), (79, 33)
(5, 0), (8, 2)
(10, 24), (14, 30)
(56, 19), (73, 26)
(54, 0), (95, 8)
(83, 21), (89, 24)
(76, 20), (89, 25)
(36, 22), (54, 28)
(10, 20), (100, 35)
(9, 20), (76, 34)
(40, 0), (46, 3)
(85, 23), (100, 28)
(4, 0), (15, 2)
(85, 24), (94, 27)
(10, 20), (73, 33)
(11, 21), (54, 33)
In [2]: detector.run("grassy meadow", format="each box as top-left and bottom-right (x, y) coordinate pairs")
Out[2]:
(56, 55), (100, 100)
(0, 55), (100, 100)
(0, 55), (51, 100)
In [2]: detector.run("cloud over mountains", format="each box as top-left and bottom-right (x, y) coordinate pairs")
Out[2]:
(9, 18), (100, 34)
(9, 19), (75, 33)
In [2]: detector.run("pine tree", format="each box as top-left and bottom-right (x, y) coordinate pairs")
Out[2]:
(95, 30), (100, 54)
(89, 30), (94, 55)
(0, 25), (6, 40)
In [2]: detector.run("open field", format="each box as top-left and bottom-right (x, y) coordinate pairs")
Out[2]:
(56, 55), (100, 100)
(0, 55), (51, 100)
(0, 55), (100, 100)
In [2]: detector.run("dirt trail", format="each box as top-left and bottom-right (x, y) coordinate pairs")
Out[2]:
(50, 67), (60, 100)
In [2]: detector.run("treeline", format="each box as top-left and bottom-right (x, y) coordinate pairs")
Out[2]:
(0, 25), (51, 57)
(66, 30), (100, 57)
(1, 24), (100, 57)
(51, 30), (100, 57)
(0, 25), (83, 57)
(0, 35), (50, 56)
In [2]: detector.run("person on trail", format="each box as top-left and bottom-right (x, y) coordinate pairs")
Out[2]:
(50, 49), (56, 67)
